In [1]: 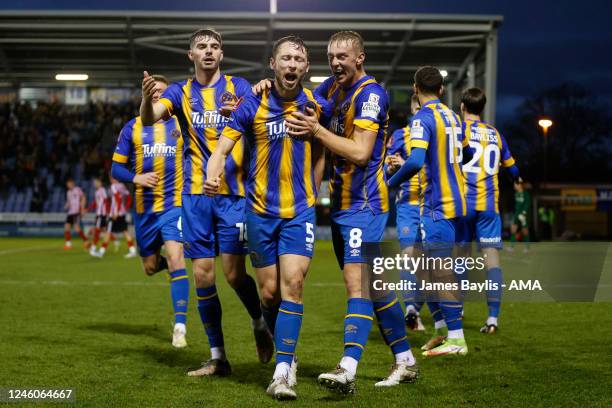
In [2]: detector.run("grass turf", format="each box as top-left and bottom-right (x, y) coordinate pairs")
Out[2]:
(0, 237), (611, 407)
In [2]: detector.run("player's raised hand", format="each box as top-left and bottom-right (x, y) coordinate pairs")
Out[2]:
(203, 177), (220, 197)
(142, 71), (157, 102)
(133, 172), (159, 188)
(286, 107), (319, 139)
(251, 78), (273, 95)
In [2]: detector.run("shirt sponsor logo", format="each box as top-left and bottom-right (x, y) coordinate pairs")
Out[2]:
(190, 110), (229, 129)
(265, 119), (290, 141)
(142, 143), (177, 158)
(479, 236), (501, 243)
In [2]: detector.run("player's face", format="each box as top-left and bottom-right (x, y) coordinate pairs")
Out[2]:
(327, 40), (365, 87)
(66, 180), (74, 189)
(152, 81), (168, 104)
(94, 179), (101, 189)
(270, 42), (309, 92)
(188, 36), (223, 73)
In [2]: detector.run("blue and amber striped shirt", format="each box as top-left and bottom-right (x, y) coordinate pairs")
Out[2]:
(409, 99), (468, 220)
(388, 126), (421, 206)
(159, 75), (252, 196)
(112, 117), (183, 214)
(462, 120), (515, 213)
(316, 75), (389, 214)
(221, 87), (329, 219)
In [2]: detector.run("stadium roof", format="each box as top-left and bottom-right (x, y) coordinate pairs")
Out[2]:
(0, 10), (502, 119)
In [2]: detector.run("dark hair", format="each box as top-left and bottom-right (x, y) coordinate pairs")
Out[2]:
(328, 30), (365, 53)
(461, 87), (487, 115)
(189, 28), (222, 49)
(272, 35), (309, 58)
(151, 74), (169, 86)
(414, 66), (444, 95)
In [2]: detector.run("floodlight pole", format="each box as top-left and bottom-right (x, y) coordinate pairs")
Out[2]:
(484, 28), (498, 125)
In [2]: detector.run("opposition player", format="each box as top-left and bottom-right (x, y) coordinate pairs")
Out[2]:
(386, 94), (426, 331)
(140, 28), (271, 375)
(389, 66), (471, 357)
(88, 176), (110, 257)
(206, 35), (327, 400)
(94, 177), (137, 258)
(456, 87), (520, 334)
(509, 179), (531, 253)
(286, 31), (418, 392)
(111, 74), (190, 348)
(63, 178), (89, 250)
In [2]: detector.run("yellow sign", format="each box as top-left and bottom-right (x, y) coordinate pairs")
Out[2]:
(561, 189), (596, 211)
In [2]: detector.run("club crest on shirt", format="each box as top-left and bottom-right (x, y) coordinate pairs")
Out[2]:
(171, 129), (181, 138)
(218, 91), (237, 106)
(341, 101), (350, 114)
(300, 101), (317, 113)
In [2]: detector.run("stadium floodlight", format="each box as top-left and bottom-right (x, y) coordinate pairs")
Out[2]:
(309, 76), (327, 83)
(440, 70), (449, 78)
(538, 119), (553, 130)
(55, 74), (88, 81)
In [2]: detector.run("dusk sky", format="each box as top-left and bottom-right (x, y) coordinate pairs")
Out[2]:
(6, 0), (612, 122)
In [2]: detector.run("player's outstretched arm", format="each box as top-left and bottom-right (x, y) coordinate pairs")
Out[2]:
(387, 148), (426, 188)
(204, 135), (237, 197)
(286, 108), (375, 167)
(140, 71), (169, 125)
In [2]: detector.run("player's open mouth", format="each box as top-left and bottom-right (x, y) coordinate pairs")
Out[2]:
(203, 58), (216, 63)
(284, 73), (298, 84)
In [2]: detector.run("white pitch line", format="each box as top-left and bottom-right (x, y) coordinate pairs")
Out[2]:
(0, 279), (345, 288)
(0, 244), (57, 256)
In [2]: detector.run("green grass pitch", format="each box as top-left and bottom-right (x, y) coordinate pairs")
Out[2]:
(1, 237), (610, 407)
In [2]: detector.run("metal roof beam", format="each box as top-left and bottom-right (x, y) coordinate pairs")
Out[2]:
(383, 20), (416, 85)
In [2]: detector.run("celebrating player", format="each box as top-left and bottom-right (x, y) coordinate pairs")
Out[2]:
(386, 94), (426, 331)
(88, 176), (110, 257)
(206, 35), (327, 400)
(389, 66), (472, 357)
(94, 177), (137, 258)
(140, 29), (271, 375)
(455, 87), (520, 334)
(63, 178), (89, 250)
(284, 31), (418, 392)
(111, 74), (190, 348)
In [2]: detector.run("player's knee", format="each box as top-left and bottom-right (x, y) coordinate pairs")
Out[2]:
(282, 276), (304, 300)
(192, 265), (215, 286)
(165, 252), (184, 271)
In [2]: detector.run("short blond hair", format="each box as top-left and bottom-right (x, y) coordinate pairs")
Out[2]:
(328, 31), (364, 53)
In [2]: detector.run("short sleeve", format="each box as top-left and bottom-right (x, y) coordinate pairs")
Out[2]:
(159, 82), (183, 115)
(112, 122), (133, 164)
(232, 77), (254, 99)
(499, 133), (516, 167)
(409, 110), (433, 150)
(222, 96), (255, 142)
(353, 85), (387, 133)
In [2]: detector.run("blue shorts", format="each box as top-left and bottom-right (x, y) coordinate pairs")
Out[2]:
(134, 207), (182, 257)
(246, 206), (316, 268)
(396, 203), (421, 249)
(331, 209), (388, 268)
(420, 215), (457, 255)
(182, 194), (248, 259)
(457, 210), (503, 249)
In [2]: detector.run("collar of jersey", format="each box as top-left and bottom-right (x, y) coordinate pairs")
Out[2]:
(422, 98), (441, 107)
(191, 74), (224, 89)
